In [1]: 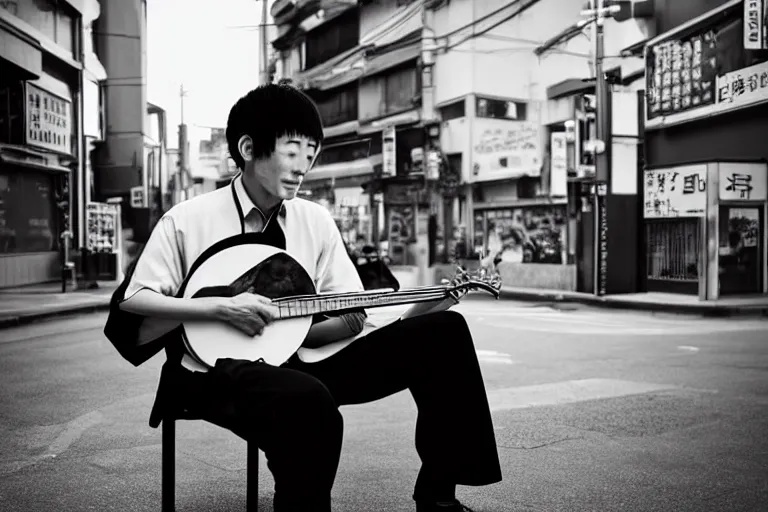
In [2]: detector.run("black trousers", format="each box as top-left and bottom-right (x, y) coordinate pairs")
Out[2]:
(171, 310), (502, 511)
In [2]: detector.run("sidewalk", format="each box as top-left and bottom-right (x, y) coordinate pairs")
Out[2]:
(1, 279), (767, 330)
(0, 281), (117, 328)
(499, 286), (768, 317)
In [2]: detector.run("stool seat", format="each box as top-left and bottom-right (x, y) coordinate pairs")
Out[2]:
(162, 411), (260, 511)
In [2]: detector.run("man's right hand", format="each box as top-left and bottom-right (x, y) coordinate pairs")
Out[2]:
(215, 291), (279, 337)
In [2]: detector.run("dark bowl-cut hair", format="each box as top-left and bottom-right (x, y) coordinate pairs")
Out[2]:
(226, 82), (325, 170)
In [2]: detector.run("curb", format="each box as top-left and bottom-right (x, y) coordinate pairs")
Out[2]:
(499, 289), (768, 318)
(0, 303), (111, 329)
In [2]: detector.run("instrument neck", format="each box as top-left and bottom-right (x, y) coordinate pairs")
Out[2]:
(273, 286), (449, 319)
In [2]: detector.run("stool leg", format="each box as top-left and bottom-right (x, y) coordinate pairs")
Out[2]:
(162, 419), (175, 512)
(246, 441), (259, 512)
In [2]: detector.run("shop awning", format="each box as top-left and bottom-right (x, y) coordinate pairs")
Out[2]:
(305, 154), (383, 182)
(0, 144), (71, 173)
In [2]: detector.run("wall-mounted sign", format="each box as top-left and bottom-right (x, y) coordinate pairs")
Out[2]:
(644, 165), (708, 218)
(718, 162), (768, 201)
(717, 59), (768, 107)
(25, 83), (72, 155)
(471, 119), (541, 182)
(130, 186), (145, 208)
(381, 125), (396, 178)
(744, 0), (767, 50)
(646, 4), (768, 128)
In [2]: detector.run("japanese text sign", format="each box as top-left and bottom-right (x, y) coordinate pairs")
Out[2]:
(718, 162), (767, 201)
(644, 165), (708, 218)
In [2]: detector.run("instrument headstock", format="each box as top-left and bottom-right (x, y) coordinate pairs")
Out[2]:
(441, 265), (503, 300)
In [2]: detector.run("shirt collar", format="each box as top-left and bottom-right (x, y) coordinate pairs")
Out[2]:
(233, 173), (287, 219)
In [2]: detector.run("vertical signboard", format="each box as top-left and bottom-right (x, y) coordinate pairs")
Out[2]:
(744, 0), (767, 50)
(382, 125), (396, 178)
(25, 83), (72, 155)
(550, 132), (568, 197)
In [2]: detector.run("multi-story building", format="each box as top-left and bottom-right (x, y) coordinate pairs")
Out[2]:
(92, 0), (151, 240)
(271, 0), (438, 281)
(0, 0), (107, 288)
(639, 0), (768, 300)
(427, 0), (653, 292)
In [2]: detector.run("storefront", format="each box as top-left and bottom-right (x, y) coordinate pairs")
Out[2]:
(643, 162), (767, 297)
(0, 65), (76, 288)
(642, 0), (768, 299)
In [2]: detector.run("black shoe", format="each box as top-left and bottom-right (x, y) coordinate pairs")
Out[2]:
(416, 499), (475, 512)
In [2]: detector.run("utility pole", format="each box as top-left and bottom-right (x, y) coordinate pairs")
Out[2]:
(178, 84), (189, 202)
(260, 0), (270, 85)
(179, 84), (188, 125)
(581, 0), (617, 296)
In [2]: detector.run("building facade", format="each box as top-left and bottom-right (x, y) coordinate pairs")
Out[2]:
(0, 0), (108, 288)
(641, 0), (768, 299)
(426, 0), (655, 290)
(271, 0), (437, 279)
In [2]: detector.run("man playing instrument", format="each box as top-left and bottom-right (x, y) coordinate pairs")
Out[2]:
(115, 83), (502, 512)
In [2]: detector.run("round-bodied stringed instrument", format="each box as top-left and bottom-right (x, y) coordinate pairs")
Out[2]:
(179, 243), (502, 368)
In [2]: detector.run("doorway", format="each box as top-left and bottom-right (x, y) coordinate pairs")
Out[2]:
(718, 205), (764, 296)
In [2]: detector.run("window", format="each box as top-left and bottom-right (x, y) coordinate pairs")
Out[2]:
(308, 84), (358, 127)
(0, 169), (58, 254)
(55, 6), (75, 53)
(0, 79), (25, 145)
(439, 99), (465, 121)
(316, 139), (375, 166)
(0, 0), (77, 57)
(385, 66), (418, 114)
(476, 96), (527, 121)
(304, 10), (359, 70)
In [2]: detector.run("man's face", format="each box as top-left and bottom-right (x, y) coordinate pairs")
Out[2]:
(255, 134), (319, 200)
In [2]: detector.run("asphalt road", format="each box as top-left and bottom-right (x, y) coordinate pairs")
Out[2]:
(0, 300), (767, 512)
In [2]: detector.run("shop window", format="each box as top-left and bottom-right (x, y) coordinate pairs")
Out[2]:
(645, 218), (700, 281)
(0, 169), (58, 254)
(474, 206), (567, 264)
(439, 99), (465, 121)
(0, 80), (26, 145)
(476, 96), (527, 121)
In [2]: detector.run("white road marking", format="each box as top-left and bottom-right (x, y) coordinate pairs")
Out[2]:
(476, 349), (514, 365)
(677, 345), (700, 352)
(486, 378), (676, 412)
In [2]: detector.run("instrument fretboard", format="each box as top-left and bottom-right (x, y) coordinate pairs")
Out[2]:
(273, 286), (449, 319)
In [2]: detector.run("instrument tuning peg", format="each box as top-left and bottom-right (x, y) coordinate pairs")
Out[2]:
(441, 278), (451, 285)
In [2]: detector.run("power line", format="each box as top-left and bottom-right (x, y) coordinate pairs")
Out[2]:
(444, 0), (543, 51)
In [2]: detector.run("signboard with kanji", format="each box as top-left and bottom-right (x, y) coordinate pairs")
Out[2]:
(643, 165), (708, 218)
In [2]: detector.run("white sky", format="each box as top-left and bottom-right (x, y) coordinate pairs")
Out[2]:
(146, 0), (268, 148)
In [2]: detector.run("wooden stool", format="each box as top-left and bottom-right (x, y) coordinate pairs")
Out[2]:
(162, 411), (260, 511)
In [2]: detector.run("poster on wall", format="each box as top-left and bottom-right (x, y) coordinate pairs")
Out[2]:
(25, 83), (72, 155)
(471, 119), (541, 182)
(644, 165), (707, 218)
(476, 206), (566, 265)
(718, 162), (768, 201)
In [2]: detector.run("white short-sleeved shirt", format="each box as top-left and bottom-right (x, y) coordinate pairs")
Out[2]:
(123, 174), (365, 371)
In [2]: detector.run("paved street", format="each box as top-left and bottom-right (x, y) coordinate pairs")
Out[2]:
(1, 300), (767, 511)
